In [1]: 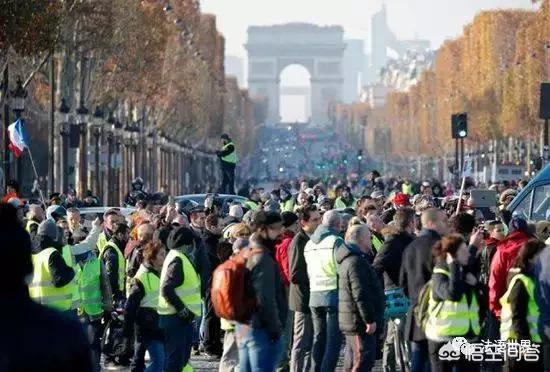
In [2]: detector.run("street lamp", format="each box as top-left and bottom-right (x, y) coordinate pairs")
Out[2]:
(56, 98), (71, 193)
(92, 106), (104, 196)
(11, 76), (27, 118)
(75, 101), (89, 196)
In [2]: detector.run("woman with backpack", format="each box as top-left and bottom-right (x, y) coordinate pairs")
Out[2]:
(500, 239), (545, 372)
(425, 234), (482, 372)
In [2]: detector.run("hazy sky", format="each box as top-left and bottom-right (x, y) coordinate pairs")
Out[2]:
(200, 0), (536, 121)
(201, 0), (535, 57)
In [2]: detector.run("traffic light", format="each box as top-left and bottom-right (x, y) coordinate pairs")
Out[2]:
(357, 150), (363, 161)
(343, 155), (348, 164)
(451, 113), (468, 139)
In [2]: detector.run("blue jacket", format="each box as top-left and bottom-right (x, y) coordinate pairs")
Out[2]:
(535, 247), (550, 339)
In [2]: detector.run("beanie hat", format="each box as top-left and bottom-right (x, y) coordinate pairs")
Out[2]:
(46, 205), (67, 221)
(281, 212), (298, 228)
(263, 199), (280, 213)
(229, 204), (244, 220)
(37, 220), (59, 241)
(254, 211), (282, 228)
(232, 238), (249, 253)
(167, 226), (195, 250)
(393, 193), (410, 207)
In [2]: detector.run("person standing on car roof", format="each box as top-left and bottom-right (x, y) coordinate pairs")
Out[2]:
(216, 134), (237, 195)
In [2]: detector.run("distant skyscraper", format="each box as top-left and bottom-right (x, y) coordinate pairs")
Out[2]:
(342, 39), (365, 103)
(225, 55), (245, 87)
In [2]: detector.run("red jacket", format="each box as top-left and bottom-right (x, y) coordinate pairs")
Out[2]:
(275, 231), (295, 287)
(488, 231), (530, 317)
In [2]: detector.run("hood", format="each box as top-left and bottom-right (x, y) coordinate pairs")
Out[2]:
(484, 236), (501, 247)
(310, 224), (338, 244)
(335, 243), (363, 265)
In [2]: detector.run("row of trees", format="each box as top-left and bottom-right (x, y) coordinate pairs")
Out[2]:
(384, 0), (550, 155)
(0, 0), (259, 198)
(364, 1), (549, 159)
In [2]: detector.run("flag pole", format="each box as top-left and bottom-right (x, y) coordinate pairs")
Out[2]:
(25, 147), (47, 208)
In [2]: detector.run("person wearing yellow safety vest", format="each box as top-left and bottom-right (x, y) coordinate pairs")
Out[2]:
(71, 217), (113, 372)
(279, 188), (296, 213)
(334, 186), (357, 209)
(243, 189), (261, 211)
(123, 241), (167, 372)
(96, 208), (121, 254)
(500, 239), (545, 372)
(401, 179), (413, 196)
(25, 203), (44, 240)
(29, 219), (76, 314)
(304, 210), (345, 372)
(426, 235), (481, 372)
(159, 226), (203, 372)
(365, 212), (385, 255)
(216, 133), (237, 195)
(99, 222), (129, 303)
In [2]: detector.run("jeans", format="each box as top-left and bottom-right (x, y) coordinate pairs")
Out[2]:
(236, 324), (283, 372)
(277, 309), (294, 371)
(343, 334), (376, 372)
(144, 339), (165, 372)
(192, 315), (202, 348)
(310, 306), (342, 372)
(219, 330), (239, 372)
(410, 340), (430, 372)
(130, 335), (147, 372)
(160, 315), (193, 372)
(220, 163), (236, 195)
(429, 340), (478, 372)
(290, 311), (313, 372)
(79, 317), (103, 372)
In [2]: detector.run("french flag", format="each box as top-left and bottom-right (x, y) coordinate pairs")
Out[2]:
(8, 118), (28, 158)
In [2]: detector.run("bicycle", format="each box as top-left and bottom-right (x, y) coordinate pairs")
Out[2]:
(384, 288), (411, 372)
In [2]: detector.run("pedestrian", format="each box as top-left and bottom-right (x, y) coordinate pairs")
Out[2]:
(373, 207), (416, 372)
(124, 240), (167, 372)
(400, 208), (449, 372)
(339, 224), (385, 372)
(216, 133), (237, 195)
(96, 208), (121, 253)
(202, 213), (224, 358)
(0, 203), (92, 371)
(304, 210), (345, 372)
(275, 211), (300, 371)
(334, 186), (357, 209)
(426, 234), (481, 372)
(235, 211), (288, 372)
(29, 219), (77, 314)
(25, 203), (44, 238)
(535, 237), (550, 372)
(289, 206), (321, 372)
(489, 217), (532, 319)
(99, 222), (129, 304)
(244, 189), (261, 211)
(501, 239), (545, 372)
(158, 227), (202, 372)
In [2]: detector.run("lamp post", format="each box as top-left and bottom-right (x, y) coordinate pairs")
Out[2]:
(122, 128), (132, 201)
(104, 111), (115, 206)
(10, 77), (27, 187)
(92, 106), (104, 197)
(113, 120), (123, 206)
(56, 98), (70, 193)
(76, 101), (89, 197)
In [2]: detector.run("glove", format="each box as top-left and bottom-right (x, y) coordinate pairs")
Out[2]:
(177, 308), (196, 323)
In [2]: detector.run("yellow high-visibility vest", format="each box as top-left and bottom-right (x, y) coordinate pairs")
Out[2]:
(425, 267), (480, 342)
(98, 241), (126, 293)
(304, 235), (341, 292)
(221, 142), (237, 164)
(134, 264), (160, 310)
(500, 272), (541, 343)
(29, 248), (76, 311)
(157, 250), (202, 316)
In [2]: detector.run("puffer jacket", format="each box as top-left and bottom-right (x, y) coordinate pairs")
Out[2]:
(275, 231), (294, 287)
(489, 231), (530, 317)
(336, 243), (384, 335)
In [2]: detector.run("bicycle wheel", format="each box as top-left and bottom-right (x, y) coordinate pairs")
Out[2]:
(393, 322), (408, 372)
(398, 334), (410, 372)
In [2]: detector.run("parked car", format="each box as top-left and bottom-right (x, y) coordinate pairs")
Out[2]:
(78, 207), (136, 229)
(174, 194), (247, 215)
(508, 165), (550, 222)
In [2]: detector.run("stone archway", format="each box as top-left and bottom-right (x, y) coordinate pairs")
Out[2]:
(246, 23), (346, 126)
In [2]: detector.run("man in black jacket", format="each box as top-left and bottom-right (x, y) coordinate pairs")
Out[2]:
(338, 224), (385, 372)
(399, 208), (449, 372)
(236, 211), (288, 372)
(0, 203), (91, 372)
(289, 206), (321, 372)
(373, 207), (415, 371)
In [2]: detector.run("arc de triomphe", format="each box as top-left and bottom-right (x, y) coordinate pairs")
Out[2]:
(246, 23), (346, 126)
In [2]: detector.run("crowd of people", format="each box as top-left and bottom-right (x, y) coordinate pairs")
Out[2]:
(1, 171), (550, 372)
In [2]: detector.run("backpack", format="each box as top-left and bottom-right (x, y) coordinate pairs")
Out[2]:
(414, 280), (434, 331)
(211, 247), (263, 322)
